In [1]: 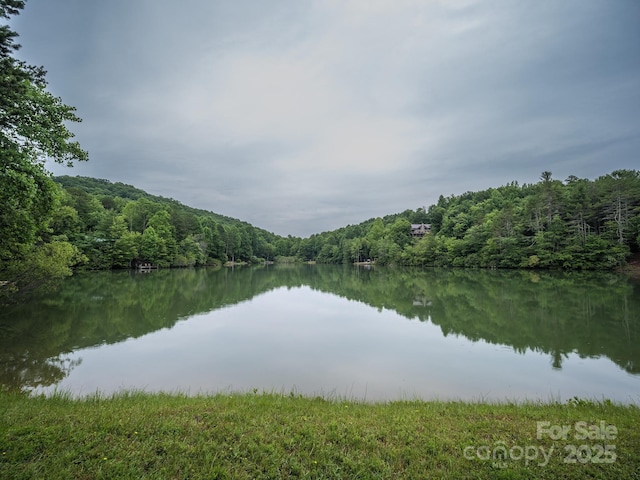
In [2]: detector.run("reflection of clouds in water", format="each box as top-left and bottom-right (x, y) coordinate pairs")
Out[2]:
(4, 266), (639, 400)
(37, 286), (640, 402)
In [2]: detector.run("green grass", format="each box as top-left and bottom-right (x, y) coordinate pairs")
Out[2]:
(1, 390), (639, 479)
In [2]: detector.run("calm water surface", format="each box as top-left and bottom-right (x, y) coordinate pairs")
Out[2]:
(1, 265), (639, 402)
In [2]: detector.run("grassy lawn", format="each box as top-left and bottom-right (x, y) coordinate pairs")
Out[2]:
(1, 390), (639, 479)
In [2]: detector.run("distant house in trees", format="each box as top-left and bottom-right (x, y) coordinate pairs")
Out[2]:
(411, 223), (432, 238)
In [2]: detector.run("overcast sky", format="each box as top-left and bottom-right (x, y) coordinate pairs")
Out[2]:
(10, 0), (640, 237)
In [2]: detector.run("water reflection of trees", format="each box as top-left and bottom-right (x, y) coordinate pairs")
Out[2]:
(1, 266), (638, 390)
(312, 267), (640, 375)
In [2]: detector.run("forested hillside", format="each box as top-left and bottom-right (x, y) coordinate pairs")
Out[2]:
(48, 170), (640, 272)
(51, 176), (289, 269)
(297, 170), (640, 269)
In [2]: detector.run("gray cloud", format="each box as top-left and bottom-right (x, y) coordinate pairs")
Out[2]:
(11, 0), (640, 237)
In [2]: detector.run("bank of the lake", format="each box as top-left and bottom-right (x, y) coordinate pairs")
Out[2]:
(1, 391), (638, 479)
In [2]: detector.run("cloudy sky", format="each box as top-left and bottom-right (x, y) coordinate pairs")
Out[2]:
(10, 0), (640, 237)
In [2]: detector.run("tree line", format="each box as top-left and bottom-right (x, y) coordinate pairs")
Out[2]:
(49, 169), (640, 273)
(300, 170), (640, 269)
(50, 175), (286, 269)
(5, 165), (640, 298)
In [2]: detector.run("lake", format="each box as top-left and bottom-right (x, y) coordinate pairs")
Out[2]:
(1, 265), (639, 402)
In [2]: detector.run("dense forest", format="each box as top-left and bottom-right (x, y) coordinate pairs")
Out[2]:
(302, 170), (640, 269)
(51, 175), (285, 269)
(42, 169), (640, 273)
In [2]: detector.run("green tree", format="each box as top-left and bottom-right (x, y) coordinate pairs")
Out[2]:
(174, 235), (205, 267)
(237, 226), (254, 260)
(1, 1), (88, 299)
(148, 210), (177, 264)
(364, 218), (385, 262)
(366, 218), (385, 243)
(108, 215), (140, 268)
(598, 170), (640, 245)
(122, 198), (162, 233)
(64, 187), (105, 231)
(139, 226), (163, 265)
(387, 218), (412, 249)
(297, 236), (318, 261)
(224, 225), (241, 263)
(564, 176), (595, 246)
(198, 217), (225, 262)
(49, 204), (81, 239)
(0, 156), (57, 260)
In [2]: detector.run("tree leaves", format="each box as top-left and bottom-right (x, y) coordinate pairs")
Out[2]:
(0, 1), (88, 299)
